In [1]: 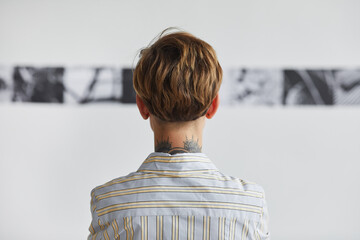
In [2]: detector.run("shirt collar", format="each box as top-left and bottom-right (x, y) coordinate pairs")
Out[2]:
(137, 152), (219, 174)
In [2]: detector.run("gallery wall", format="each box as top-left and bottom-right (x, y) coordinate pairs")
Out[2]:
(0, 0), (360, 239)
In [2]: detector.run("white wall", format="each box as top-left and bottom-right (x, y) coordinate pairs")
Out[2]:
(0, 0), (360, 239)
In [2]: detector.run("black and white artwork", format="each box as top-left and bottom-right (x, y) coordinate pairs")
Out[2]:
(64, 67), (122, 104)
(222, 69), (283, 105)
(333, 69), (360, 104)
(0, 66), (136, 104)
(225, 68), (360, 106)
(0, 65), (359, 106)
(283, 70), (334, 105)
(12, 66), (65, 103)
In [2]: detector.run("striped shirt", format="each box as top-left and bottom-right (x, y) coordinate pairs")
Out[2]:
(88, 152), (270, 240)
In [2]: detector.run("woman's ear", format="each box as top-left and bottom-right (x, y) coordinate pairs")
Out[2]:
(206, 94), (220, 119)
(136, 95), (150, 120)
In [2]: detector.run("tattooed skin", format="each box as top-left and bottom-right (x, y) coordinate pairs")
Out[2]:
(155, 136), (202, 155)
(155, 137), (173, 153)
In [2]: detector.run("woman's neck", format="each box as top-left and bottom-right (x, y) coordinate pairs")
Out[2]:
(151, 117), (205, 155)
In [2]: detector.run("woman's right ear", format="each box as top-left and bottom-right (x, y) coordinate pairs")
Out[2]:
(136, 95), (150, 120)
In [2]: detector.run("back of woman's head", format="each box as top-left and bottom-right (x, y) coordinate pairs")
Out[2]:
(133, 29), (222, 122)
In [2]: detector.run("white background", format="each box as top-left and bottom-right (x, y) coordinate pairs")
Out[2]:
(1, 0), (360, 239)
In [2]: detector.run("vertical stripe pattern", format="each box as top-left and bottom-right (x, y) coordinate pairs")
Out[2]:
(187, 216), (195, 240)
(124, 217), (134, 240)
(218, 217), (226, 240)
(172, 216), (179, 240)
(156, 216), (163, 240)
(202, 216), (210, 240)
(112, 219), (120, 240)
(103, 229), (110, 240)
(229, 218), (237, 240)
(141, 216), (148, 240)
(241, 219), (250, 240)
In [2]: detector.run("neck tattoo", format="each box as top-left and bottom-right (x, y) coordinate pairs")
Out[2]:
(155, 136), (202, 155)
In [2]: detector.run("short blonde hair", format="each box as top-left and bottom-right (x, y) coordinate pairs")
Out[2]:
(133, 29), (222, 122)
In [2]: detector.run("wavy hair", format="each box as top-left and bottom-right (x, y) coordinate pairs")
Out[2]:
(133, 29), (222, 122)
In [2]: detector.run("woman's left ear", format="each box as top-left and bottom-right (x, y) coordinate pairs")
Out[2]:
(206, 94), (220, 119)
(136, 95), (150, 120)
